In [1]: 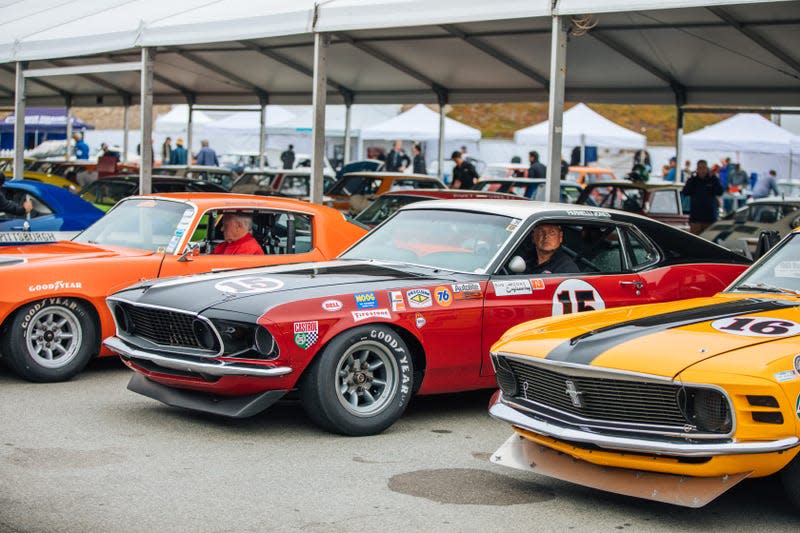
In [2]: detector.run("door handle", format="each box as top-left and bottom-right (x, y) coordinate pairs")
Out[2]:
(619, 280), (644, 290)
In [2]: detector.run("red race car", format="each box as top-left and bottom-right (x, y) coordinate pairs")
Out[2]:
(105, 200), (749, 435)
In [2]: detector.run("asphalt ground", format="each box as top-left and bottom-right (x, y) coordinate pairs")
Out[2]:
(1, 357), (798, 532)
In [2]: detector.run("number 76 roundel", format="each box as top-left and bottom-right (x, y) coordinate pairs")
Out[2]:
(551, 279), (606, 316)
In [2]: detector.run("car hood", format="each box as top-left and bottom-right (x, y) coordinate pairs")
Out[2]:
(0, 241), (154, 264)
(493, 294), (800, 379)
(113, 260), (451, 316)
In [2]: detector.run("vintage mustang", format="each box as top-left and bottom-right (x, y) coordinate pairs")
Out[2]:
(0, 193), (365, 382)
(489, 229), (800, 508)
(104, 200), (748, 436)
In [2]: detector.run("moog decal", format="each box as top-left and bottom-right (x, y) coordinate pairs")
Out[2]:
(711, 316), (800, 337)
(215, 277), (284, 294)
(354, 291), (378, 309)
(551, 279), (605, 316)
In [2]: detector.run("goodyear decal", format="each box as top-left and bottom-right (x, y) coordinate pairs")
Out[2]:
(434, 286), (453, 307)
(407, 288), (432, 308)
(294, 321), (319, 349)
(28, 280), (83, 292)
(546, 298), (800, 365)
(354, 291), (378, 309)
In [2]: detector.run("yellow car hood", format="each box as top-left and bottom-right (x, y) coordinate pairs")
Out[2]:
(493, 293), (800, 379)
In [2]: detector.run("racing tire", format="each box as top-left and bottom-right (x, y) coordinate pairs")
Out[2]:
(300, 325), (414, 436)
(2, 298), (97, 382)
(780, 451), (800, 509)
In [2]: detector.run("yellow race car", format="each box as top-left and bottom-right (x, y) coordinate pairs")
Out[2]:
(0, 157), (79, 191)
(489, 229), (800, 509)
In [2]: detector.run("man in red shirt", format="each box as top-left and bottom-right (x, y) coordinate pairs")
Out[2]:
(212, 214), (265, 255)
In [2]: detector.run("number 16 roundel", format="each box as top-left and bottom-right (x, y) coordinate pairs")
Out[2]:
(551, 279), (606, 316)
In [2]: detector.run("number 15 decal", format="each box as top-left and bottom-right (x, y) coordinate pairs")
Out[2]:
(551, 279), (606, 316)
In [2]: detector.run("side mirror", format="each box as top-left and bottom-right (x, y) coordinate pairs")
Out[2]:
(508, 255), (527, 274)
(178, 242), (201, 262)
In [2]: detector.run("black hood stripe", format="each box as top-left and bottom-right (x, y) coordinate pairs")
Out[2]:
(545, 298), (800, 365)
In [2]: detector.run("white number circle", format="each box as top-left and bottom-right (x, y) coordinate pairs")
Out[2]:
(551, 279), (605, 316)
(215, 277), (284, 295)
(711, 316), (800, 337)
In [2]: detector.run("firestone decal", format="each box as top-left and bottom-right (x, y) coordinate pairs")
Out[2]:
(390, 291), (406, 312)
(293, 321), (319, 349)
(551, 279), (606, 316)
(321, 299), (343, 312)
(710, 316), (800, 337)
(406, 288), (432, 308)
(352, 309), (392, 322)
(28, 281), (83, 292)
(215, 277), (284, 295)
(354, 291), (378, 309)
(492, 279), (532, 296)
(434, 286), (453, 307)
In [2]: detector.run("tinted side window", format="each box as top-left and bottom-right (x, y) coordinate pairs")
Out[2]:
(623, 228), (658, 268)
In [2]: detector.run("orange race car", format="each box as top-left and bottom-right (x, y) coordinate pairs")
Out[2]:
(0, 193), (366, 382)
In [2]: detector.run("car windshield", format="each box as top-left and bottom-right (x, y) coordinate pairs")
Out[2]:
(73, 198), (193, 253)
(354, 195), (430, 226)
(342, 208), (517, 273)
(729, 233), (800, 294)
(231, 173), (276, 194)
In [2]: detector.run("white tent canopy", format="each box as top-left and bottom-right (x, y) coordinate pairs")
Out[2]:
(514, 103), (646, 149)
(204, 106), (296, 134)
(683, 113), (800, 179)
(361, 104), (481, 142)
(155, 105), (214, 129)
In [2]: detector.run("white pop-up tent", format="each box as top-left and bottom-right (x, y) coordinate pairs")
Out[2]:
(514, 103), (646, 151)
(684, 113), (800, 180)
(360, 104), (481, 163)
(202, 106), (296, 155)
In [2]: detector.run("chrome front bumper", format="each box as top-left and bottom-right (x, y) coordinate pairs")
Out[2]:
(104, 336), (293, 378)
(489, 392), (799, 457)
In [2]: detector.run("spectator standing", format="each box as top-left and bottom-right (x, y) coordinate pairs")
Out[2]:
(72, 132), (89, 160)
(751, 169), (780, 199)
(528, 150), (547, 179)
(682, 159), (724, 235)
(570, 146), (582, 166)
(728, 163), (749, 191)
(169, 138), (188, 165)
(0, 172), (33, 215)
(385, 140), (410, 172)
(280, 144), (295, 169)
(681, 160), (692, 181)
(195, 140), (219, 166)
(100, 142), (120, 161)
(412, 143), (426, 174)
(633, 149), (651, 173)
(161, 137), (173, 164)
(451, 151), (478, 189)
(664, 157), (677, 182)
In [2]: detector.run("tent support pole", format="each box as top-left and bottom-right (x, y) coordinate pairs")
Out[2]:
(122, 96), (130, 163)
(311, 32), (330, 204)
(675, 106), (684, 182)
(343, 96), (353, 165)
(65, 96), (73, 161)
(13, 61), (27, 180)
(186, 98), (194, 165)
(140, 48), (154, 195)
(545, 15), (567, 203)
(258, 94), (268, 169)
(437, 92), (447, 181)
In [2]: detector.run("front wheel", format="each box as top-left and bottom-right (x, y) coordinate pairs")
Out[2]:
(300, 325), (414, 436)
(780, 451), (800, 509)
(2, 298), (97, 382)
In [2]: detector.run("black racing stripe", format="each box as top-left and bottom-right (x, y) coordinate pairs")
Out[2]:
(546, 298), (800, 365)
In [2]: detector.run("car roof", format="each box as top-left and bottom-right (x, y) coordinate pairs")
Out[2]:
(584, 181), (682, 191)
(159, 165), (233, 172)
(342, 171), (441, 180)
(241, 168), (334, 177)
(380, 189), (519, 200)
(569, 166), (616, 173)
(120, 193), (332, 214)
(401, 198), (637, 220)
(747, 197), (800, 205)
(486, 163), (529, 169)
(476, 177), (580, 186)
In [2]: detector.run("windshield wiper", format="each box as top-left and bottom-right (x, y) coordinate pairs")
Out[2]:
(735, 283), (800, 296)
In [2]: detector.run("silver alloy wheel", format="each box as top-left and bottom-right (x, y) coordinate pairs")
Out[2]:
(335, 340), (398, 417)
(24, 305), (83, 369)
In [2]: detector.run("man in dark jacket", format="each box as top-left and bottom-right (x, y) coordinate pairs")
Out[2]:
(280, 144), (295, 169)
(412, 143), (426, 174)
(385, 140), (410, 172)
(0, 173), (33, 216)
(528, 150), (547, 179)
(528, 223), (578, 274)
(682, 159), (723, 235)
(451, 151), (478, 189)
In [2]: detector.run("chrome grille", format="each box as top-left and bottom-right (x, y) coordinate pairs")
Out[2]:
(122, 303), (203, 349)
(506, 359), (689, 427)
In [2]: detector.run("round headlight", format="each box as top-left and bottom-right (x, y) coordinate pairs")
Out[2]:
(254, 326), (279, 359)
(192, 319), (218, 351)
(114, 304), (132, 334)
(794, 354), (800, 374)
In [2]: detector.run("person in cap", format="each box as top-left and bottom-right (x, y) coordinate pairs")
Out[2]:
(451, 150), (478, 189)
(169, 137), (188, 165)
(0, 172), (33, 216)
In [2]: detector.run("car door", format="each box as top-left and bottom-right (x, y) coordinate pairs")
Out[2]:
(480, 220), (648, 376)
